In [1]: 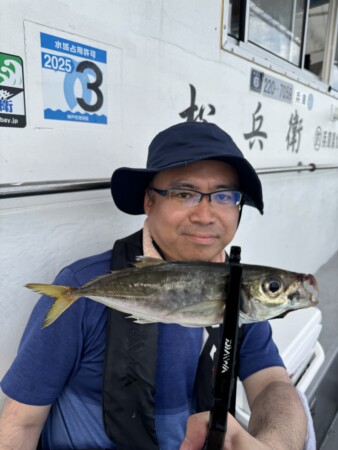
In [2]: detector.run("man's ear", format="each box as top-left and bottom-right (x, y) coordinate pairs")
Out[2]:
(237, 203), (243, 227)
(144, 190), (153, 216)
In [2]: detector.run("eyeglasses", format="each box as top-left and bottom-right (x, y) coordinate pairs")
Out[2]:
(149, 187), (243, 208)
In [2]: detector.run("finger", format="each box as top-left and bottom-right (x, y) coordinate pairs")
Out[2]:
(180, 412), (210, 450)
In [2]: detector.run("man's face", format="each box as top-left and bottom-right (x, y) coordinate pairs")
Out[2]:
(144, 160), (240, 262)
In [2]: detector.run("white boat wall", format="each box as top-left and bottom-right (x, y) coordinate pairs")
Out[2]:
(1, 1), (338, 443)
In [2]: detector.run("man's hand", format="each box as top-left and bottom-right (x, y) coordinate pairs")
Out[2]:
(180, 411), (272, 450)
(180, 367), (308, 450)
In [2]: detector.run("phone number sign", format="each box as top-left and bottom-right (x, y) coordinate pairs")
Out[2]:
(40, 32), (107, 124)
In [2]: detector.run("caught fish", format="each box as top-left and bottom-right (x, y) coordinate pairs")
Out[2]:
(25, 257), (318, 328)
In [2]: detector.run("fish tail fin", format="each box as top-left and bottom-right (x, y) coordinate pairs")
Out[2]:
(25, 283), (78, 328)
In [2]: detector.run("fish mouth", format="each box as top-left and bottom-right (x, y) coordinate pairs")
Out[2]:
(303, 274), (319, 304)
(287, 274), (319, 306)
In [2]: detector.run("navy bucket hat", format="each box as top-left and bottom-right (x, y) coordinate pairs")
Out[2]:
(111, 122), (263, 215)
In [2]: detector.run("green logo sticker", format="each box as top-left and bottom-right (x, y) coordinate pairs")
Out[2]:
(0, 53), (26, 127)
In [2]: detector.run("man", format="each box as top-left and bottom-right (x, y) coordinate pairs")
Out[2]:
(0, 122), (310, 449)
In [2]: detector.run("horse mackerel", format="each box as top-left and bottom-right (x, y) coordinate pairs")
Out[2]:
(25, 257), (319, 328)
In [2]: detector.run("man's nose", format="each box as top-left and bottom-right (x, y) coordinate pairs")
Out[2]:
(189, 196), (215, 223)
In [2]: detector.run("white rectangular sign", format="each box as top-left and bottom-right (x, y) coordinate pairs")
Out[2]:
(40, 32), (108, 124)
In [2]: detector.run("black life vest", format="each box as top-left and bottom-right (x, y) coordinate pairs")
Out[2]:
(102, 230), (241, 450)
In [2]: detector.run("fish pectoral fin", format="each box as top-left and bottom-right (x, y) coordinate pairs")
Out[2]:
(131, 256), (166, 268)
(165, 300), (223, 317)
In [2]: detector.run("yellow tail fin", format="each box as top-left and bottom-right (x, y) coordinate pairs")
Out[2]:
(25, 283), (78, 328)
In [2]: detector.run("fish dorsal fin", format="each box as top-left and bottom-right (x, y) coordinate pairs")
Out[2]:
(131, 256), (166, 268)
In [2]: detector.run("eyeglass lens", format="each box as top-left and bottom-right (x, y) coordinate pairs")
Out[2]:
(167, 189), (241, 207)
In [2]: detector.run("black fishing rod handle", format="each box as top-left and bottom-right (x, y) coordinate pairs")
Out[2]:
(203, 245), (242, 450)
(203, 428), (225, 450)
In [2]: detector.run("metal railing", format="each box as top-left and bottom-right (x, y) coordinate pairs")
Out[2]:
(256, 162), (338, 174)
(0, 179), (111, 199)
(1, 163), (338, 199)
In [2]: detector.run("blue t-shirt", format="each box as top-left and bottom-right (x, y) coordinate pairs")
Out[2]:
(1, 250), (284, 449)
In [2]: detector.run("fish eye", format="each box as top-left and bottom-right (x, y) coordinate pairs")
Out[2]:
(262, 278), (283, 296)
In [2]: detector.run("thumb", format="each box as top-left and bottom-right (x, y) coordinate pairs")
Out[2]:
(180, 412), (210, 450)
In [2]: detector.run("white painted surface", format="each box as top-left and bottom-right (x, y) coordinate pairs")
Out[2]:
(1, 0), (337, 411)
(0, 191), (143, 397)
